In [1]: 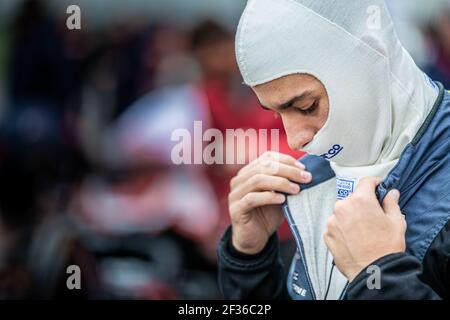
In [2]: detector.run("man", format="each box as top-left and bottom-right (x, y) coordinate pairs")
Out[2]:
(217, 0), (450, 300)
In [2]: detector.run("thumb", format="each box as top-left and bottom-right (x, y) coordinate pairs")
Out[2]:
(382, 189), (401, 216)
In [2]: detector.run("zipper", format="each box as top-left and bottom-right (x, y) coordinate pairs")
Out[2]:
(282, 203), (317, 300)
(338, 282), (349, 300)
(284, 202), (350, 300)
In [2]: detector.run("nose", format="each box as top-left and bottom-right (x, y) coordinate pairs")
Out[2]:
(281, 114), (315, 151)
(286, 132), (314, 151)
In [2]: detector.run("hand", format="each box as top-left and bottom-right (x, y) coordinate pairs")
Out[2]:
(324, 177), (407, 282)
(228, 151), (312, 254)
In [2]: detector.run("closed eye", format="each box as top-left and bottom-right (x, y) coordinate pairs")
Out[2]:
(296, 101), (319, 115)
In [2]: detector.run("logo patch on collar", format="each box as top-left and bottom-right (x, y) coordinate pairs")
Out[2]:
(336, 177), (356, 200)
(321, 144), (343, 160)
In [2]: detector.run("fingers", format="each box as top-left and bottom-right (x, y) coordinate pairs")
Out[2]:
(228, 152), (310, 218)
(382, 189), (402, 217)
(229, 174), (300, 203)
(230, 191), (286, 216)
(353, 176), (382, 201)
(231, 161), (311, 190)
(237, 151), (304, 177)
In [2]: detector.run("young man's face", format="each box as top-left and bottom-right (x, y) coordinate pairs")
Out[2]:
(253, 73), (330, 151)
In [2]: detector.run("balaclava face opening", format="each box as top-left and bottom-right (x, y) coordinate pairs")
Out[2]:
(236, 0), (439, 177)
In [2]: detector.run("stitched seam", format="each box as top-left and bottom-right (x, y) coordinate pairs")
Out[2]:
(417, 212), (450, 261)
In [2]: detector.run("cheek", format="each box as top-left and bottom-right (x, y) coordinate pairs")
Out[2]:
(282, 112), (324, 135)
(316, 101), (330, 131)
(280, 113), (317, 147)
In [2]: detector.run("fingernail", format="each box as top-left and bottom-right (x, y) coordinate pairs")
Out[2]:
(295, 161), (305, 169)
(277, 194), (286, 203)
(290, 183), (300, 193)
(390, 189), (400, 202)
(301, 171), (312, 181)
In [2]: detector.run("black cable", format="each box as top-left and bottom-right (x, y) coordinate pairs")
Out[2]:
(324, 261), (335, 300)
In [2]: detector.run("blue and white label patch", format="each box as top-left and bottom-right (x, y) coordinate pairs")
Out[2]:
(336, 177), (356, 200)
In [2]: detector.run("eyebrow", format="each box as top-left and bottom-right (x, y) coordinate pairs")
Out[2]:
(260, 90), (314, 111)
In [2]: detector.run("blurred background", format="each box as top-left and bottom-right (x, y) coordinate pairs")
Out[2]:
(0, 0), (448, 299)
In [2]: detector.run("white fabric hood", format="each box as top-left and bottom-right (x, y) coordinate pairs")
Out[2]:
(236, 0), (439, 178)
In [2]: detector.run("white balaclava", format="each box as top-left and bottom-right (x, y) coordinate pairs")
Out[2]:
(236, 0), (439, 179)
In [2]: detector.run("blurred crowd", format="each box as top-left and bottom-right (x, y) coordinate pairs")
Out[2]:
(0, 0), (449, 299)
